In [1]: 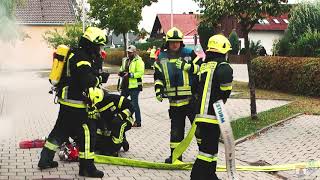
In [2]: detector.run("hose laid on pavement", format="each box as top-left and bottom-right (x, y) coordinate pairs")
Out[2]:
(95, 155), (320, 172)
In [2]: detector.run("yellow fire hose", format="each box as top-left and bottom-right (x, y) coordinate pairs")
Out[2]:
(95, 117), (320, 172)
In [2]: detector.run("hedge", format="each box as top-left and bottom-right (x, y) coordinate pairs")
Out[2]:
(252, 56), (320, 96)
(104, 50), (154, 69)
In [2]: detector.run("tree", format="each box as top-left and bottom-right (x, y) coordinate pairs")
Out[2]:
(89, 0), (157, 53)
(0, 0), (27, 42)
(137, 28), (149, 40)
(193, 0), (289, 120)
(229, 30), (239, 55)
(287, 2), (320, 43)
(43, 23), (83, 49)
(274, 1), (320, 57)
(197, 22), (215, 51)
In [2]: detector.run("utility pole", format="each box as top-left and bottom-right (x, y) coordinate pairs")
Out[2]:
(82, 0), (86, 32)
(170, 0), (173, 28)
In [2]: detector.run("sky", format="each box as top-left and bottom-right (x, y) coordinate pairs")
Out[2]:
(138, 0), (306, 32)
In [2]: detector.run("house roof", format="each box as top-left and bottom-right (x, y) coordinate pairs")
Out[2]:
(252, 14), (289, 31)
(15, 0), (76, 25)
(157, 14), (200, 35)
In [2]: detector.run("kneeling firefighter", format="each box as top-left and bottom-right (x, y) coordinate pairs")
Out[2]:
(94, 91), (134, 156)
(38, 27), (109, 178)
(180, 34), (233, 179)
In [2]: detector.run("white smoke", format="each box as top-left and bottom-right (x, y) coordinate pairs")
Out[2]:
(0, 1), (52, 71)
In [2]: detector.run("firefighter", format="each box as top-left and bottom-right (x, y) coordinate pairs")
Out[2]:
(153, 27), (198, 163)
(95, 91), (134, 156)
(183, 34), (233, 180)
(38, 27), (109, 178)
(119, 45), (145, 127)
(149, 46), (157, 62)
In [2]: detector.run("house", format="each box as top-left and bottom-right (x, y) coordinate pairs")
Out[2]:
(6, 0), (76, 69)
(248, 14), (289, 55)
(150, 13), (201, 47)
(216, 14), (289, 55)
(150, 13), (289, 55)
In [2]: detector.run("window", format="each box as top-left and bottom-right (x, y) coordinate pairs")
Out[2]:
(283, 19), (289, 24)
(263, 19), (270, 24)
(258, 19), (264, 24)
(273, 19), (280, 24)
(258, 19), (270, 24)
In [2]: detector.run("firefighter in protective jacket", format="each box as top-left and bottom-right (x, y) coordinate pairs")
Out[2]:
(182, 34), (233, 180)
(154, 27), (198, 163)
(95, 91), (134, 156)
(38, 27), (109, 178)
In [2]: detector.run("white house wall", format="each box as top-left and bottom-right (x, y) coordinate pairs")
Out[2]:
(248, 31), (284, 55)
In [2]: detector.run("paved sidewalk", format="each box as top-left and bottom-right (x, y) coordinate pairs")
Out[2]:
(0, 71), (315, 180)
(236, 115), (320, 180)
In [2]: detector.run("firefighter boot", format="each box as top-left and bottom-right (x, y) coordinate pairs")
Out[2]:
(122, 138), (129, 152)
(38, 148), (58, 169)
(190, 159), (219, 180)
(79, 159), (104, 178)
(165, 148), (182, 164)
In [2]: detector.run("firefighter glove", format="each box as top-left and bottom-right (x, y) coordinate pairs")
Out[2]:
(176, 59), (191, 71)
(99, 72), (110, 83)
(156, 94), (163, 102)
(87, 106), (100, 120)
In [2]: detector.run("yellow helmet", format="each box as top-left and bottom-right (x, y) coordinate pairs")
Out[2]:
(83, 27), (107, 46)
(207, 34), (232, 54)
(88, 87), (104, 106)
(166, 27), (184, 42)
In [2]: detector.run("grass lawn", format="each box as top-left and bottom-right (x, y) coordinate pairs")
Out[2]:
(231, 81), (320, 140)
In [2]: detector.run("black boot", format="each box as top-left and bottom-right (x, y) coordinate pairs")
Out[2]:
(38, 148), (58, 169)
(79, 159), (104, 178)
(191, 159), (219, 180)
(122, 138), (129, 152)
(165, 148), (182, 163)
(164, 155), (183, 163)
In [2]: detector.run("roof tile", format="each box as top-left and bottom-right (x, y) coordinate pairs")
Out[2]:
(16, 0), (76, 24)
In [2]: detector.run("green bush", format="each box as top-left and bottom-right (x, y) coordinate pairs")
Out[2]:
(198, 22), (215, 51)
(273, 1), (320, 57)
(134, 39), (164, 51)
(104, 50), (154, 69)
(290, 29), (320, 57)
(287, 2), (320, 42)
(43, 23), (83, 48)
(273, 34), (291, 56)
(229, 30), (239, 55)
(252, 56), (320, 96)
(239, 40), (263, 55)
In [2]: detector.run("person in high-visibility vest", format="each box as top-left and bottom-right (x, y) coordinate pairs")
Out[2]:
(154, 27), (199, 163)
(119, 45), (145, 127)
(149, 46), (157, 62)
(177, 34), (233, 180)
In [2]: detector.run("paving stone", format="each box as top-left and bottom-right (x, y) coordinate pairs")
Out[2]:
(0, 71), (311, 180)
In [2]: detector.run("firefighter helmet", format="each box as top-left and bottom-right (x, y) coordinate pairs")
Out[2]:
(207, 34), (232, 54)
(83, 27), (107, 46)
(166, 27), (184, 42)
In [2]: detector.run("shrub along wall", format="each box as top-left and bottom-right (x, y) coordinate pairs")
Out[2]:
(252, 56), (320, 97)
(104, 50), (154, 69)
